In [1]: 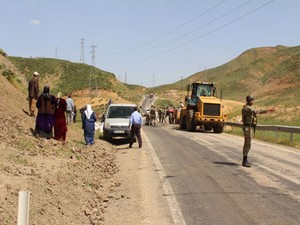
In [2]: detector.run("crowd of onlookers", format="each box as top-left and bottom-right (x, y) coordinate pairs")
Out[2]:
(28, 71), (97, 145)
(144, 103), (184, 126)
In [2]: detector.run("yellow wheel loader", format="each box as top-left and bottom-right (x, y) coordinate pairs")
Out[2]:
(179, 82), (226, 133)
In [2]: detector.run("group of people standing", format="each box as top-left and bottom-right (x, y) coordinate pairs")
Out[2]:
(28, 71), (97, 145)
(34, 85), (68, 142)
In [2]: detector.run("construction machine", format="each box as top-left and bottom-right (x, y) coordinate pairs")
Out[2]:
(179, 82), (226, 133)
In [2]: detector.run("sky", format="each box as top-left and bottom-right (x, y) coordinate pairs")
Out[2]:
(1, 0), (299, 87)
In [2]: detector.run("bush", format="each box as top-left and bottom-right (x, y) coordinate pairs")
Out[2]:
(2, 69), (15, 81)
(0, 48), (7, 57)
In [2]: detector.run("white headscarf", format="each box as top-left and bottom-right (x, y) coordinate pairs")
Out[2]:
(85, 104), (93, 119)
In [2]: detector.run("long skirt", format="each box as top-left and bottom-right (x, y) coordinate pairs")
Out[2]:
(84, 129), (94, 145)
(84, 124), (95, 145)
(35, 114), (55, 138)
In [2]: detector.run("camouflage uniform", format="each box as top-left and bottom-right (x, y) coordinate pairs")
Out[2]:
(149, 107), (156, 126)
(242, 104), (266, 156)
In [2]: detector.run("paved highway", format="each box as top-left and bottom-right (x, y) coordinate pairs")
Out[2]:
(143, 124), (300, 225)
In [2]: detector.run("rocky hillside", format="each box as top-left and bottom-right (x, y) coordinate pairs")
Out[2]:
(0, 54), (121, 225)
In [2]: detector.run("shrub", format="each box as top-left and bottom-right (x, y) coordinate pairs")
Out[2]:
(2, 69), (15, 81)
(0, 48), (7, 57)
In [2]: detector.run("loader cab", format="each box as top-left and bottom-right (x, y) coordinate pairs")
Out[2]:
(191, 82), (215, 97)
(186, 82), (216, 105)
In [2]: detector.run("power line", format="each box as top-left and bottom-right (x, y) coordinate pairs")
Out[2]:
(119, 0), (227, 54)
(124, 0), (255, 55)
(119, 0), (274, 65)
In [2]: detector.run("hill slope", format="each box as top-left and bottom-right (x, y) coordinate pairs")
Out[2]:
(9, 56), (142, 105)
(152, 45), (300, 106)
(0, 53), (121, 225)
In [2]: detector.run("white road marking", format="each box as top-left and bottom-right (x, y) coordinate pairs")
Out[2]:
(143, 133), (187, 225)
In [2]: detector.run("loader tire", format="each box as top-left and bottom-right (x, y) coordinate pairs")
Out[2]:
(213, 124), (224, 133)
(179, 113), (186, 130)
(186, 109), (196, 132)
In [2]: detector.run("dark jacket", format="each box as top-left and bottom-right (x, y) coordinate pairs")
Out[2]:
(28, 77), (39, 99)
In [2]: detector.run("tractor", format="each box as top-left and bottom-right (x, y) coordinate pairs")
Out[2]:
(179, 82), (226, 133)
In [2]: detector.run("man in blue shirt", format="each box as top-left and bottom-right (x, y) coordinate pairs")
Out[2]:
(129, 106), (142, 148)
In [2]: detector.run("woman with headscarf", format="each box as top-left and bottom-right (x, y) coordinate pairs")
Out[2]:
(82, 104), (97, 145)
(54, 92), (68, 143)
(35, 86), (57, 138)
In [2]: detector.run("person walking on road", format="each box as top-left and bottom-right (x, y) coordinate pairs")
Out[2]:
(82, 104), (97, 145)
(28, 71), (39, 116)
(241, 95), (274, 167)
(66, 95), (74, 124)
(129, 106), (143, 148)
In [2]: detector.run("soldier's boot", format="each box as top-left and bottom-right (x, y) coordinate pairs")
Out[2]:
(242, 156), (251, 167)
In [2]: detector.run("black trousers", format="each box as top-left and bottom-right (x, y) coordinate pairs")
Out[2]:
(130, 124), (142, 147)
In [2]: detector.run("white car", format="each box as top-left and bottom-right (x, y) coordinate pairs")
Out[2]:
(103, 103), (136, 141)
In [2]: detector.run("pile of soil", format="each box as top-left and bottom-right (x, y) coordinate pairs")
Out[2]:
(0, 74), (120, 225)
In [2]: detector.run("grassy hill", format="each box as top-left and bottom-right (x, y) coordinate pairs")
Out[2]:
(9, 57), (142, 104)
(151, 45), (300, 106)
(149, 45), (300, 126)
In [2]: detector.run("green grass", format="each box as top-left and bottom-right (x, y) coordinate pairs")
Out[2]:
(154, 98), (179, 109)
(225, 126), (300, 148)
(8, 56), (142, 103)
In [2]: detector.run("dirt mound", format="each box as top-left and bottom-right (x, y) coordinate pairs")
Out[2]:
(0, 73), (119, 224)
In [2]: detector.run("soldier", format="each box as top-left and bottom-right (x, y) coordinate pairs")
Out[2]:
(241, 95), (274, 167)
(149, 105), (156, 126)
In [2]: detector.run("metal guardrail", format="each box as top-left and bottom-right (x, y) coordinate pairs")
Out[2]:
(225, 122), (300, 145)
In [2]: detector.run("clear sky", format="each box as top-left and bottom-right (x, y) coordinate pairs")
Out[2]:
(1, 0), (299, 87)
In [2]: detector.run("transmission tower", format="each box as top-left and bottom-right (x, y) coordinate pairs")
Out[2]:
(80, 38), (85, 63)
(89, 45), (98, 97)
(90, 45), (97, 67)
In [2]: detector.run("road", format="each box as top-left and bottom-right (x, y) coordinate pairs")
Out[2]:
(143, 124), (300, 225)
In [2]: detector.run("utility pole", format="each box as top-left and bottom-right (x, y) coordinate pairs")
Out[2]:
(80, 38), (85, 63)
(152, 73), (155, 88)
(55, 47), (58, 59)
(89, 45), (97, 96)
(180, 76), (183, 92)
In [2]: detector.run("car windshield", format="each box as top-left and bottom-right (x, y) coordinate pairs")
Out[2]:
(107, 106), (135, 119)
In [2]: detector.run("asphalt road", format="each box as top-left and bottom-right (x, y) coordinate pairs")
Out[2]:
(143, 124), (300, 225)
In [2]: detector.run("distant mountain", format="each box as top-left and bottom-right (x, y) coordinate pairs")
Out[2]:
(152, 45), (300, 106)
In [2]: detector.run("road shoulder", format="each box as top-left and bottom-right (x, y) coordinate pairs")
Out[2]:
(104, 134), (173, 225)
